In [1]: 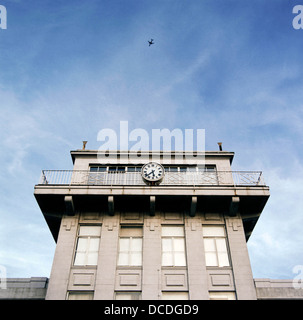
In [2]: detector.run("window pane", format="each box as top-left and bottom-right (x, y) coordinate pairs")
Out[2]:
(216, 238), (227, 252)
(174, 238), (185, 252)
(116, 292), (140, 300)
(119, 238), (130, 251)
(87, 252), (98, 265)
(131, 252), (142, 266)
(118, 253), (129, 265)
(205, 252), (218, 266)
(162, 292), (189, 300)
(162, 252), (173, 266)
(205, 165), (216, 172)
(162, 238), (172, 252)
(74, 252), (86, 266)
(209, 292), (236, 300)
(131, 238), (142, 252)
(203, 226), (225, 237)
(174, 252), (186, 266)
(79, 226), (101, 236)
(204, 239), (216, 252)
(218, 252), (230, 267)
(68, 292), (94, 300)
(76, 238), (88, 252)
(162, 226), (184, 237)
(89, 238), (100, 251)
(115, 293), (133, 300)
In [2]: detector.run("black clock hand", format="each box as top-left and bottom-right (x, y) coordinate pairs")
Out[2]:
(146, 170), (154, 177)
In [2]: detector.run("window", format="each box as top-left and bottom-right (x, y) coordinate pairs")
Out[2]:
(127, 166), (141, 172)
(162, 226), (186, 267)
(203, 226), (229, 267)
(162, 292), (189, 300)
(204, 165), (217, 172)
(164, 166), (188, 172)
(209, 292), (236, 300)
(90, 166), (107, 172)
(67, 291), (94, 300)
(74, 226), (101, 266)
(118, 227), (143, 266)
(115, 292), (141, 300)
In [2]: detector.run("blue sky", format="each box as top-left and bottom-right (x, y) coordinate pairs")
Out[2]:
(0, 0), (303, 280)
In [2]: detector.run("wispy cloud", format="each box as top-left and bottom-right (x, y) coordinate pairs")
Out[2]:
(0, 0), (302, 280)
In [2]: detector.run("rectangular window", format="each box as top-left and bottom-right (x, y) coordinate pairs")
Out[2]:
(203, 225), (230, 267)
(89, 166), (107, 172)
(118, 227), (143, 266)
(162, 292), (189, 300)
(162, 226), (186, 267)
(67, 291), (94, 300)
(115, 292), (141, 300)
(88, 166), (106, 185)
(204, 165), (217, 172)
(74, 226), (101, 266)
(209, 292), (236, 300)
(127, 166), (141, 172)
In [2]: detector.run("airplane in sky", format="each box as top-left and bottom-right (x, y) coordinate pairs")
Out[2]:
(148, 39), (154, 46)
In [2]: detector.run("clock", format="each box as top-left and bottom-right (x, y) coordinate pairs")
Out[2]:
(141, 162), (165, 185)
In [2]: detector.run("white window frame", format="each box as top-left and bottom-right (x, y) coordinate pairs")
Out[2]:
(203, 225), (230, 267)
(74, 225), (101, 266)
(161, 226), (187, 267)
(117, 227), (143, 266)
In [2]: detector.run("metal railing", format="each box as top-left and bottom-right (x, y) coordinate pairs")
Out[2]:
(38, 170), (265, 187)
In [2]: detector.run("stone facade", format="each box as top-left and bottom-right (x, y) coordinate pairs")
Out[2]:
(0, 149), (297, 300)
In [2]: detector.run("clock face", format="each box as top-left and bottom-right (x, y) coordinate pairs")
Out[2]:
(141, 162), (164, 182)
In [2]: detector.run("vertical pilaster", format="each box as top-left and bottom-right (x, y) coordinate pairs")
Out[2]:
(94, 215), (120, 300)
(185, 217), (209, 299)
(141, 213), (162, 300)
(46, 214), (79, 300)
(225, 215), (257, 300)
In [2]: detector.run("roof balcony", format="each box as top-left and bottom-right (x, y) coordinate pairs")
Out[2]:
(38, 169), (266, 187)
